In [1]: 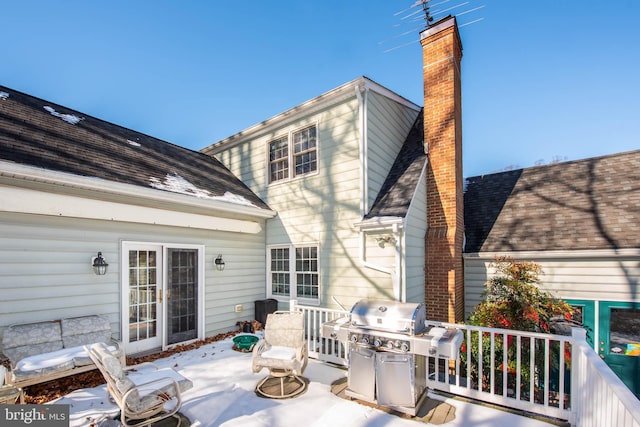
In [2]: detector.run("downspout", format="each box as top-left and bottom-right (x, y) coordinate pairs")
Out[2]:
(356, 84), (390, 274)
(355, 83), (404, 301)
(356, 85), (369, 217)
(394, 223), (404, 303)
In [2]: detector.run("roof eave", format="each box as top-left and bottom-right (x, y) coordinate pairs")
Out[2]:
(0, 160), (277, 220)
(202, 76), (421, 154)
(354, 216), (405, 231)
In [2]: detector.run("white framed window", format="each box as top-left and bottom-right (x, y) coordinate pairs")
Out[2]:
(293, 125), (317, 176)
(268, 124), (317, 183)
(268, 136), (289, 183)
(268, 244), (319, 302)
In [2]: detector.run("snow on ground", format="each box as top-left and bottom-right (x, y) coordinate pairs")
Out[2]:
(55, 335), (554, 427)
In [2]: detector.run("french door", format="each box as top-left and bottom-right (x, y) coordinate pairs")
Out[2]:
(167, 248), (198, 345)
(122, 243), (202, 354)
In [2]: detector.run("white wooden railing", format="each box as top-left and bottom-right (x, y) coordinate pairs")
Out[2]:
(424, 320), (572, 420)
(292, 301), (348, 366)
(571, 328), (640, 427)
(291, 303), (640, 426)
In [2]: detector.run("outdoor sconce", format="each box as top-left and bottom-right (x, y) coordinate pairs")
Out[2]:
(215, 254), (225, 271)
(376, 236), (397, 248)
(92, 252), (109, 276)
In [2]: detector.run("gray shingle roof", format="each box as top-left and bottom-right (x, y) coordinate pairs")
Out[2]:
(0, 85), (269, 210)
(464, 150), (640, 253)
(365, 110), (426, 219)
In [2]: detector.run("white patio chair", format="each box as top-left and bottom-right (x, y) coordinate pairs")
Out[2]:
(87, 342), (193, 427)
(251, 311), (308, 398)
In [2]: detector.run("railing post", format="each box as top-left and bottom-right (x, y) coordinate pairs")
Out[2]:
(570, 327), (586, 426)
(290, 299), (298, 312)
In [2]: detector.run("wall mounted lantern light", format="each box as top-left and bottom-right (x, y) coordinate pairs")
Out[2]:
(215, 254), (225, 271)
(376, 236), (397, 248)
(92, 251), (109, 275)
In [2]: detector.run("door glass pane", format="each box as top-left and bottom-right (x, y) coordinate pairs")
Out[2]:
(570, 306), (584, 325)
(167, 249), (198, 345)
(610, 308), (640, 356)
(128, 250), (159, 343)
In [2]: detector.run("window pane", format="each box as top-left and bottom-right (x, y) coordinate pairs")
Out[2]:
(138, 251), (147, 267)
(610, 308), (640, 356)
(270, 248), (290, 296)
(293, 126), (317, 177)
(269, 137), (289, 182)
(570, 306), (584, 325)
(295, 149), (317, 176)
(294, 245), (318, 300)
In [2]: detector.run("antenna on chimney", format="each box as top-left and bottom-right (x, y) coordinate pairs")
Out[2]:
(382, 0), (485, 53)
(420, 0), (435, 28)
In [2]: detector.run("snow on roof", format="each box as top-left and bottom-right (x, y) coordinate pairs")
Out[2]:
(43, 105), (84, 125)
(150, 173), (257, 207)
(0, 91), (9, 100)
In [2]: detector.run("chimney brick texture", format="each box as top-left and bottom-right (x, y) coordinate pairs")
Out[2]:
(421, 17), (464, 323)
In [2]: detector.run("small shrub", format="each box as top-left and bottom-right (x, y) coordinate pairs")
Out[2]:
(463, 257), (573, 400)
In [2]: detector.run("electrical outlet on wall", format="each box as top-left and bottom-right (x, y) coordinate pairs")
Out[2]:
(234, 304), (243, 313)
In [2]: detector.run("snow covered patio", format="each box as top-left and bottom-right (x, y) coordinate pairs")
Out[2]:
(55, 334), (557, 427)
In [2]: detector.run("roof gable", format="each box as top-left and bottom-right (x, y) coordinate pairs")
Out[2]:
(365, 110), (426, 219)
(464, 150), (640, 253)
(0, 86), (269, 210)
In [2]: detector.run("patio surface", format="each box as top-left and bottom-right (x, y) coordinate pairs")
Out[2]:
(55, 334), (559, 427)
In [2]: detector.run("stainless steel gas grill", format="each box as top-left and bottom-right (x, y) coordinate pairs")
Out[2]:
(321, 299), (463, 416)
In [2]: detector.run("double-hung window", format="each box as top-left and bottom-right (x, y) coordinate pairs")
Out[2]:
(269, 124), (317, 183)
(268, 245), (319, 302)
(269, 136), (289, 183)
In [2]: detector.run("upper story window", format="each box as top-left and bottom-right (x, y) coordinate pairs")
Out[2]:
(269, 125), (317, 183)
(269, 137), (289, 182)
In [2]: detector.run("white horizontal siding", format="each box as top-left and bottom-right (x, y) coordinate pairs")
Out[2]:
(464, 252), (640, 318)
(366, 91), (420, 210)
(0, 211), (267, 343)
(404, 167), (427, 304)
(261, 99), (369, 306)
(211, 89), (421, 310)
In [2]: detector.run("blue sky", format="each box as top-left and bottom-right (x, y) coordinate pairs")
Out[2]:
(3, 1), (638, 177)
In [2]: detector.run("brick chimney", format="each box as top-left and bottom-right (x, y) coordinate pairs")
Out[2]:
(421, 16), (464, 323)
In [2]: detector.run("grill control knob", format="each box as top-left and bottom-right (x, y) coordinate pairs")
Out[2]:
(373, 338), (382, 347)
(400, 342), (410, 352)
(361, 336), (370, 345)
(350, 335), (359, 343)
(386, 341), (394, 350)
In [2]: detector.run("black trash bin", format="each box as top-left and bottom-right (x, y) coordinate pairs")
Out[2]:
(255, 298), (278, 327)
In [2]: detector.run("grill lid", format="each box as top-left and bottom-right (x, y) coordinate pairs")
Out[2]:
(349, 299), (426, 335)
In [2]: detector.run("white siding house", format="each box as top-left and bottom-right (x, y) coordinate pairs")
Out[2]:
(203, 77), (425, 310)
(0, 85), (275, 355)
(463, 150), (640, 396)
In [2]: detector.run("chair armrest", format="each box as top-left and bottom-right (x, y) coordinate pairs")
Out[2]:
(251, 339), (270, 373)
(0, 365), (6, 386)
(296, 342), (308, 361)
(123, 362), (160, 372)
(252, 339), (269, 356)
(122, 376), (181, 407)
